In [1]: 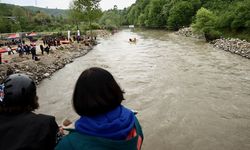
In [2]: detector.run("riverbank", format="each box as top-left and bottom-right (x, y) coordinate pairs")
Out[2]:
(0, 43), (91, 84)
(176, 27), (250, 59)
(0, 30), (111, 84)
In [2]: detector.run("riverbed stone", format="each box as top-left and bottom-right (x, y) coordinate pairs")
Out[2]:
(176, 28), (250, 59)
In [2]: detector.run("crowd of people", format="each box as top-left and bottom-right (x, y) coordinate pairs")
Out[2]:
(0, 67), (144, 150)
(0, 34), (99, 64)
(7, 43), (51, 61)
(0, 37), (55, 63)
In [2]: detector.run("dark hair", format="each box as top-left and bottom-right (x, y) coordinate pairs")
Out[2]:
(0, 74), (39, 113)
(73, 67), (125, 116)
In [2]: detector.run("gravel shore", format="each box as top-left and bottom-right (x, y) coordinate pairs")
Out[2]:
(0, 30), (111, 83)
(176, 27), (250, 59)
(0, 43), (92, 84)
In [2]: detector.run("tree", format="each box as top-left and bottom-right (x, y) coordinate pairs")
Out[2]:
(12, 7), (25, 19)
(33, 12), (51, 25)
(231, 0), (250, 31)
(167, 1), (194, 30)
(69, 2), (85, 30)
(72, 0), (102, 39)
(192, 7), (221, 41)
(0, 17), (11, 33)
(147, 0), (166, 27)
(99, 10), (121, 29)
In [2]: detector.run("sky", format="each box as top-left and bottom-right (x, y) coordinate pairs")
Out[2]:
(1, 0), (136, 10)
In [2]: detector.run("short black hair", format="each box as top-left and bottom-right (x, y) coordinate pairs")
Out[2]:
(73, 67), (125, 116)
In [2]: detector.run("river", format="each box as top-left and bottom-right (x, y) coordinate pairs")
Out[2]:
(37, 29), (250, 150)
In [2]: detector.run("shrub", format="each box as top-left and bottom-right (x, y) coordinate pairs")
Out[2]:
(192, 7), (221, 41)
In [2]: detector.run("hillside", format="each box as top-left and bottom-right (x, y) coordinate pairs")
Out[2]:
(0, 3), (68, 18)
(24, 6), (68, 18)
(0, 3), (71, 33)
(0, 3), (17, 16)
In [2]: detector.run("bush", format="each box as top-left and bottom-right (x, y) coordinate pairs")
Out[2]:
(204, 30), (222, 41)
(90, 23), (101, 30)
(192, 7), (221, 41)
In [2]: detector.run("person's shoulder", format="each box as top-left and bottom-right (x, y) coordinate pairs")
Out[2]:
(56, 131), (77, 150)
(26, 113), (57, 125)
(37, 113), (55, 120)
(27, 112), (55, 120)
(37, 113), (57, 124)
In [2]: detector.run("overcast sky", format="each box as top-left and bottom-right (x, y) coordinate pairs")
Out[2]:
(1, 0), (136, 10)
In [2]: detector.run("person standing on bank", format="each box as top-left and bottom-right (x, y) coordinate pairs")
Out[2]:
(0, 52), (2, 64)
(30, 45), (36, 60)
(56, 67), (143, 150)
(0, 74), (60, 150)
(40, 44), (44, 55)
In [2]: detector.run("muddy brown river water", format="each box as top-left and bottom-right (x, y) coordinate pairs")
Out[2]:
(37, 30), (250, 150)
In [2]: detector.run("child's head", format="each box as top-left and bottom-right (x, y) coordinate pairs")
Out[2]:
(73, 67), (125, 116)
(0, 74), (38, 113)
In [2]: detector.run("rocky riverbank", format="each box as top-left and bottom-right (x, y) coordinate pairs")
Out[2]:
(0, 43), (92, 84)
(175, 27), (204, 39)
(0, 30), (111, 84)
(212, 38), (250, 59)
(176, 27), (250, 59)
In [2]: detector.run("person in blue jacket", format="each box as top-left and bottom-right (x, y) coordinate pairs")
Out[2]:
(56, 67), (143, 150)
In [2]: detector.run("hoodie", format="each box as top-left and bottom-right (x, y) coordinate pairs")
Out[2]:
(56, 106), (143, 150)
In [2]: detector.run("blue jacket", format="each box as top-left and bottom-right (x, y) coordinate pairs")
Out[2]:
(56, 117), (143, 150)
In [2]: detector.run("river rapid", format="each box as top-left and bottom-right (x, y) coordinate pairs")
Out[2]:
(37, 29), (250, 150)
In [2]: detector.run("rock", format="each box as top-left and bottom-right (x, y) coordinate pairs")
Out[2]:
(44, 73), (50, 77)
(213, 38), (250, 59)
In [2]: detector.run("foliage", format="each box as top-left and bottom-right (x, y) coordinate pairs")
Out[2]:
(90, 22), (101, 29)
(72, 0), (102, 23)
(0, 3), (72, 33)
(24, 6), (68, 18)
(71, 0), (102, 37)
(99, 6), (123, 29)
(167, 1), (195, 30)
(118, 0), (248, 40)
(230, 0), (250, 31)
(192, 7), (221, 41)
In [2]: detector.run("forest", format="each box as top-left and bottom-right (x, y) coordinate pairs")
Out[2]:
(100, 0), (250, 41)
(0, 3), (69, 33)
(0, 0), (249, 41)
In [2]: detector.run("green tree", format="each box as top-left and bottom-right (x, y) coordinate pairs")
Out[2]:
(99, 10), (121, 29)
(231, 0), (250, 31)
(12, 7), (25, 19)
(72, 0), (102, 38)
(167, 1), (194, 30)
(33, 12), (51, 25)
(192, 7), (221, 41)
(147, 0), (166, 27)
(0, 17), (11, 33)
(127, 5), (140, 25)
(69, 2), (85, 30)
